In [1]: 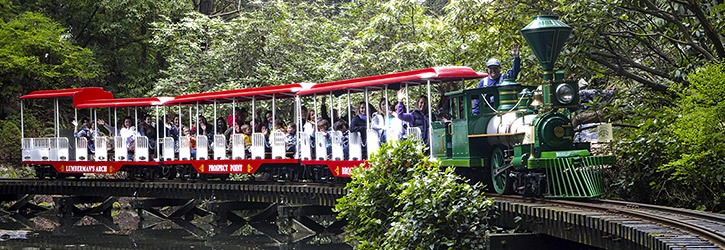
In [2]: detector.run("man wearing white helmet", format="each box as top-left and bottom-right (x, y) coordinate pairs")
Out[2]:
(472, 44), (521, 115)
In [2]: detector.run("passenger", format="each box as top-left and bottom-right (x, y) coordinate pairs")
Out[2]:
(350, 102), (376, 156)
(192, 115), (212, 141)
(387, 103), (406, 142)
(300, 106), (308, 127)
(302, 110), (317, 138)
(316, 119), (332, 158)
(139, 115), (158, 158)
(397, 88), (429, 147)
(472, 43), (521, 115)
(241, 124), (252, 151)
(264, 111), (274, 132)
(285, 123), (297, 154)
(164, 113), (180, 141)
(227, 108), (248, 128)
(333, 120), (349, 159)
(215, 117), (227, 136)
(181, 126), (197, 158)
(119, 117), (140, 160)
(74, 119), (96, 154)
(371, 99), (388, 142)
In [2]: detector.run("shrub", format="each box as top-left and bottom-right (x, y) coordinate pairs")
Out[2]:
(336, 139), (496, 249)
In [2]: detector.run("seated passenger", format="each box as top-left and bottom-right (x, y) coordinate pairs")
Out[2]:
(350, 102), (376, 156)
(120, 117), (140, 159)
(303, 110), (317, 138)
(371, 99), (389, 143)
(74, 118), (96, 154)
(192, 115), (213, 142)
(139, 115), (158, 158)
(285, 123), (296, 153)
(316, 119), (332, 158)
(215, 117), (227, 136)
(397, 89), (429, 148)
(181, 126), (197, 158)
(334, 120), (349, 159)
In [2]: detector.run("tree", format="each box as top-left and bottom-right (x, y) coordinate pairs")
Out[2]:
(20, 0), (193, 98)
(150, 1), (346, 95)
(0, 10), (99, 118)
(336, 139), (496, 249)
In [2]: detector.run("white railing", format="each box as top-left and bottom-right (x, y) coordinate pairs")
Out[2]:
(299, 132), (312, 160)
(135, 136), (149, 161)
(22, 138), (32, 161)
(33, 138), (50, 161)
(349, 132), (362, 160)
(251, 133), (265, 159)
(232, 134), (245, 160)
(57, 137), (69, 161)
(315, 132), (328, 160)
(163, 137), (175, 161)
(95, 137), (108, 161)
(213, 134), (226, 160)
(179, 135), (191, 160)
(366, 129), (380, 159)
(114, 136), (128, 161)
(331, 131), (344, 160)
(196, 136), (208, 160)
(272, 132), (286, 159)
(407, 127), (422, 141)
(49, 138), (59, 161)
(75, 137), (88, 161)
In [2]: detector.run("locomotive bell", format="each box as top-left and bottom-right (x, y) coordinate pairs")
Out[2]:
(521, 15), (572, 73)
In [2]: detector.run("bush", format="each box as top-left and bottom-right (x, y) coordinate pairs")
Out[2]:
(0, 118), (22, 165)
(336, 139), (496, 249)
(611, 61), (725, 212)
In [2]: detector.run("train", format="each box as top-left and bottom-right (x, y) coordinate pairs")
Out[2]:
(19, 16), (614, 198)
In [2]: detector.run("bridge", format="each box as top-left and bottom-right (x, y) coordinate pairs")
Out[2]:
(1, 179), (723, 249)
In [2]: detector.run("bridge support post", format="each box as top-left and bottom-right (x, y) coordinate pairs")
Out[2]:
(130, 198), (211, 237)
(1, 194), (49, 215)
(53, 196), (116, 217)
(277, 204), (345, 235)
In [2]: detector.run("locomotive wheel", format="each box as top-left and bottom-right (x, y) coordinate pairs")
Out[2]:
(490, 147), (513, 194)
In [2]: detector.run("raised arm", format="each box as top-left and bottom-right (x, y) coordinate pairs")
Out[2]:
(396, 89), (414, 123)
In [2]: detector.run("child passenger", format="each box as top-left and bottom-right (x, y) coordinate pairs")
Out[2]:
(182, 126), (197, 158)
(285, 124), (296, 154)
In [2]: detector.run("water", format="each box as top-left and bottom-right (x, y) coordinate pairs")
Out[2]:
(0, 210), (351, 249)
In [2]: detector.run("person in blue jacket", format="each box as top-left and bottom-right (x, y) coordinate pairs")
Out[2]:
(472, 44), (522, 115)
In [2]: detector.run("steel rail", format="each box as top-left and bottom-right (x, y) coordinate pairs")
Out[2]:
(547, 199), (725, 249)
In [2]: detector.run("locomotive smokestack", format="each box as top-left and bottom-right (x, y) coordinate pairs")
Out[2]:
(520, 15), (572, 74)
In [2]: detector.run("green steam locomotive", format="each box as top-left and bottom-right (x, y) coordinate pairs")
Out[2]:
(433, 16), (615, 198)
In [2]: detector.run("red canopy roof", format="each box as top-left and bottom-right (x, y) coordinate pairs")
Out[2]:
(297, 67), (487, 96)
(20, 87), (114, 107)
(75, 97), (174, 108)
(167, 83), (313, 105)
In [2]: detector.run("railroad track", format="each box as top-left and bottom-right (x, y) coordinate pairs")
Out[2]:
(494, 194), (725, 249)
(559, 199), (725, 249)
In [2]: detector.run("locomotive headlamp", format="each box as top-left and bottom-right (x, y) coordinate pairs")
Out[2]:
(555, 84), (574, 104)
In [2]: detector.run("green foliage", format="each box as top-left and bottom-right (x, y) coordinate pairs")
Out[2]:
(0, 118), (21, 165)
(612, 62), (725, 212)
(0, 10), (99, 117)
(336, 139), (496, 249)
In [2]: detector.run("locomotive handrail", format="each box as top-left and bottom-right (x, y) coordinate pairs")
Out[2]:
(468, 132), (525, 138)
